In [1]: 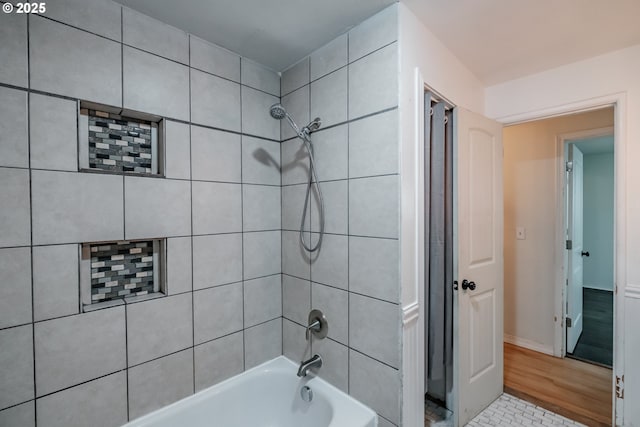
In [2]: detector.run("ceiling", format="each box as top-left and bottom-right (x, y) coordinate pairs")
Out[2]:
(117, 0), (640, 84)
(403, 0), (640, 85)
(116, 0), (395, 72)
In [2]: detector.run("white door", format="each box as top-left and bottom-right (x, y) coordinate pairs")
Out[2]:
(455, 108), (504, 426)
(566, 144), (584, 354)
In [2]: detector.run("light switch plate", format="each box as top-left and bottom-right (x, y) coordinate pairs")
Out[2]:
(516, 227), (526, 240)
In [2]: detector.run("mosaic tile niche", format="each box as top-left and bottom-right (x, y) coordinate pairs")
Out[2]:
(80, 109), (158, 174)
(82, 240), (162, 307)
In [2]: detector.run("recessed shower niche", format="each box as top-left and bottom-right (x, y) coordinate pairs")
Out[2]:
(78, 106), (161, 175)
(80, 239), (165, 311)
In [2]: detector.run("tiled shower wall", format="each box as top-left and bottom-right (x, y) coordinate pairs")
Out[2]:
(279, 6), (402, 427)
(0, 0), (282, 425)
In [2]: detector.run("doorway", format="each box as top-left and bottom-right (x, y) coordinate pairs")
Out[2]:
(502, 108), (615, 425)
(565, 134), (615, 368)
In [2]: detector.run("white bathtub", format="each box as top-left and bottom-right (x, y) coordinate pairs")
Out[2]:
(123, 356), (377, 427)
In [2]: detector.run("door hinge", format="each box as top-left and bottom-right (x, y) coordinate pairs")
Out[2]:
(566, 240), (572, 250)
(566, 161), (573, 172)
(566, 317), (572, 327)
(616, 375), (624, 399)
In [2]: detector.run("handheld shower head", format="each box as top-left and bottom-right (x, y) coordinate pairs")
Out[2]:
(269, 103), (287, 120)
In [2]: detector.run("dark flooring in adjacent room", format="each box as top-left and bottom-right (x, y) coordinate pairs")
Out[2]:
(568, 288), (613, 367)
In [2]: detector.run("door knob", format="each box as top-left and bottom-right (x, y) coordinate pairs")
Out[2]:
(581, 251), (590, 257)
(461, 279), (476, 291)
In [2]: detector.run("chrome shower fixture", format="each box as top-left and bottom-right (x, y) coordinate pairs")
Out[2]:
(269, 103), (325, 252)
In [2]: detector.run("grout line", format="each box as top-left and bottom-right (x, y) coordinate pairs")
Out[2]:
(188, 33), (196, 397)
(26, 13), (38, 422)
(346, 31), (351, 394)
(239, 57), (247, 373)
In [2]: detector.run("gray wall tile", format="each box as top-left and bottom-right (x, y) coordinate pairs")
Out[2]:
(0, 168), (30, 247)
(123, 46), (189, 120)
(312, 338), (348, 392)
(241, 86), (280, 140)
(244, 275), (281, 327)
(190, 36), (240, 82)
(310, 34), (347, 81)
(166, 237), (192, 295)
(349, 350), (400, 424)
(30, 93), (78, 172)
(282, 230), (311, 279)
(241, 136), (281, 185)
(349, 175), (398, 239)
(281, 138), (308, 185)
(0, 87), (28, 168)
(241, 59), (280, 96)
(36, 372), (127, 427)
(281, 86), (309, 140)
(194, 331), (244, 392)
(0, 247), (31, 329)
(311, 180), (348, 235)
(32, 245), (79, 322)
(243, 231), (281, 280)
(282, 318), (308, 362)
(348, 43), (398, 120)
(192, 233), (242, 290)
(349, 110), (399, 178)
(0, 401), (34, 427)
(123, 7), (189, 64)
(164, 120), (191, 180)
(282, 184), (309, 232)
(190, 69), (241, 131)
(127, 293), (192, 365)
(42, 0), (122, 41)
(31, 170), (123, 245)
(312, 283), (348, 345)
(243, 185), (281, 232)
(34, 307), (126, 396)
(310, 68), (348, 128)
(128, 349), (194, 420)
(350, 237), (399, 303)
(0, 13), (27, 87)
(245, 318), (282, 369)
(282, 275), (310, 326)
(348, 5), (397, 62)
(310, 233), (348, 290)
(312, 124), (348, 182)
(192, 181), (242, 234)
(378, 416), (397, 427)
(191, 125), (241, 182)
(194, 282), (243, 344)
(30, 16), (121, 106)
(0, 325), (33, 410)
(281, 58), (309, 96)
(349, 294), (399, 368)
(125, 177), (191, 239)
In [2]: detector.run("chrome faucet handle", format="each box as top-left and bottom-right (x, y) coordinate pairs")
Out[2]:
(305, 319), (321, 340)
(306, 309), (328, 340)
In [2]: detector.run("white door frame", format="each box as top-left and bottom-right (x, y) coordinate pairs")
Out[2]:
(499, 93), (626, 426)
(555, 126), (614, 358)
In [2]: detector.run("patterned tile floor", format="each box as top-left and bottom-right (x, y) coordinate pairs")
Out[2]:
(425, 394), (586, 426)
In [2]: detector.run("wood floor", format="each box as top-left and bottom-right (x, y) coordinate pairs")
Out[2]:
(504, 343), (613, 426)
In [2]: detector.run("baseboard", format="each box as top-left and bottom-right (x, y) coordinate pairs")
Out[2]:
(504, 334), (554, 356)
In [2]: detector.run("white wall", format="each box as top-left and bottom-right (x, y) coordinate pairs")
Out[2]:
(398, 3), (486, 425)
(583, 151), (615, 291)
(502, 110), (613, 353)
(486, 43), (640, 427)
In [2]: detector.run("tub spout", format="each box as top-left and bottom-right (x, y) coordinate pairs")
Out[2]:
(297, 354), (322, 377)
